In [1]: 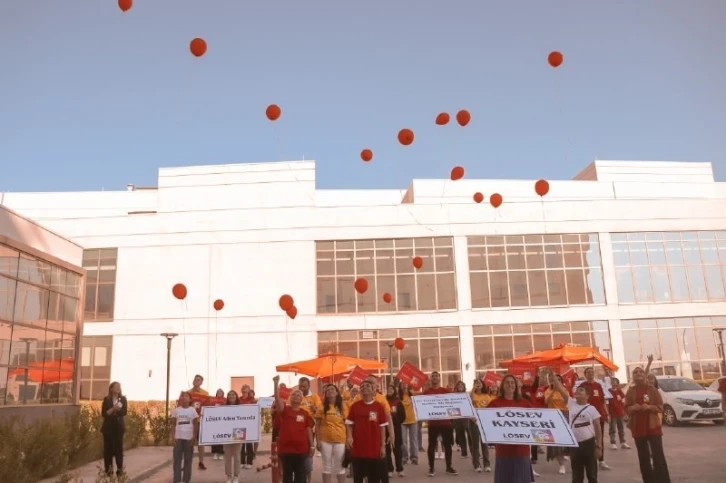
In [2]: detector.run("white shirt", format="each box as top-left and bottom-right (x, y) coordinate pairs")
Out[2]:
(567, 398), (600, 443)
(173, 406), (199, 440)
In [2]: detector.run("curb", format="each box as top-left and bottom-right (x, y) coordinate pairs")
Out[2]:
(129, 456), (173, 483)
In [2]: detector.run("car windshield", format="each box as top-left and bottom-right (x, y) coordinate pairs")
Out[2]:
(658, 378), (704, 392)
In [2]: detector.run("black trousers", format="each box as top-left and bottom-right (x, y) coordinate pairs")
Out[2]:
(570, 437), (598, 483)
(386, 428), (403, 473)
(352, 457), (382, 483)
(103, 428), (124, 473)
(452, 419), (470, 456)
(280, 453), (307, 483)
(427, 425), (454, 470)
(635, 435), (671, 483)
(241, 443), (256, 465)
(211, 445), (223, 455)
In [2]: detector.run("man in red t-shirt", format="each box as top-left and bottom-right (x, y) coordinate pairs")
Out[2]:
(578, 367), (610, 469)
(423, 371), (458, 476)
(346, 380), (387, 483)
(607, 377), (631, 449)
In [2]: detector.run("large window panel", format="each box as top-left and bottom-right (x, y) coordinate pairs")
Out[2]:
(83, 248), (118, 321)
(315, 238), (457, 314)
(0, 275), (16, 321)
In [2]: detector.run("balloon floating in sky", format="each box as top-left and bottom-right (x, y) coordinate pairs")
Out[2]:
(382, 292), (392, 304)
(172, 283), (187, 300)
(435, 113), (450, 126)
(456, 110), (471, 127)
(118, 0), (132, 12)
(535, 179), (550, 197)
(286, 306), (298, 319)
(354, 278), (369, 294)
(473, 192), (484, 203)
(360, 149), (373, 162)
(450, 166), (465, 181)
(190, 38), (207, 57)
(398, 128), (414, 146)
(490, 193), (503, 208)
(548, 51), (563, 68)
(412, 256), (423, 269)
(266, 104), (281, 121)
(213, 299), (224, 311)
(279, 294), (294, 312)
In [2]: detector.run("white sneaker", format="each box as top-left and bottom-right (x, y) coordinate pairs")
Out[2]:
(475, 467), (482, 473)
(533, 469), (541, 477)
(484, 466), (492, 473)
(233, 478), (239, 483)
(621, 443), (631, 449)
(225, 478), (232, 483)
(611, 443), (618, 450)
(559, 465), (566, 475)
(398, 471), (405, 477)
(599, 461), (611, 470)
(388, 472), (393, 477)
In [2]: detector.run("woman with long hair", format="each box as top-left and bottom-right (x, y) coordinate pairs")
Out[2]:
(544, 374), (568, 475)
(101, 381), (127, 477)
(211, 389), (226, 460)
(315, 384), (347, 483)
(274, 376), (315, 483)
(224, 390), (242, 483)
(487, 375), (534, 483)
(469, 378), (492, 473)
(398, 382), (417, 465)
(385, 384), (405, 477)
(240, 385), (257, 469)
(452, 381), (471, 458)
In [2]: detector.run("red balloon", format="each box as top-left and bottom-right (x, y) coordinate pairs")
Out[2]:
(435, 113), (450, 125)
(398, 129), (414, 146)
(190, 38), (207, 57)
(412, 256), (423, 269)
(450, 166), (465, 181)
(286, 305), (298, 319)
(213, 299), (224, 311)
(394, 337), (405, 350)
(279, 294), (294, 311)
(382, 292), (392, 304)
(456, 110), (471, 127)
(490, 193), (503, 208)
(354, 278), (369, 294)
(473, 192), (484, 203)
(172, 283), (187, 300)
(266, 104), (281, 121)
(548, 51), (563, 68)
(118, 0), (132, 12)
(360, 149), (373, 162)
(535, 179), (550, 197)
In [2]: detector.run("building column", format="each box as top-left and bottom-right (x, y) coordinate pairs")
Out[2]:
(453, 236), (471, 311)
(598, 232), (627, 381)
(459, 325), (476, 384)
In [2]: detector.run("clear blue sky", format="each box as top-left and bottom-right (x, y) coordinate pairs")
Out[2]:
(1, 1), (725, 192)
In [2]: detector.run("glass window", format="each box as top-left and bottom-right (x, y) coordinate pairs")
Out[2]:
(316, 238), (457, 314)
(83, 248), (118, 322)
(0, 245), (19, 278)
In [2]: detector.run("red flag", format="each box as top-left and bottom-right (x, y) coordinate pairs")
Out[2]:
(278, 384), (292, 400)
(396, 362), (428, 390)
(482, 371), (504, 387)
(507, 364), (538, 384)
(347, 366), (371, 386)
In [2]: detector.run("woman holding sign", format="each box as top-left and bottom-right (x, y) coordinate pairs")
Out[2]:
(469, 379), (492, 473)
(211, 389), (226, 461)
(487, 375), (534, 483)
(274, 375), (315, 483)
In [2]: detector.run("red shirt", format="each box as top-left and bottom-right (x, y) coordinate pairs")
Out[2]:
(523, 386), (547, 408)
(608, 388), (626, 418)
(423, 387), (453, 427)
(578, 381), (607, 420)
(277, 406), (313, 455)
(631, 386), (662, 438)
(240, 397), (256, 404)
(346, 400), (387, 459)
(487, 398), (533, 457)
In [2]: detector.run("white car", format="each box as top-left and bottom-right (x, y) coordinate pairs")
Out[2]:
(656, 376), (723, 426)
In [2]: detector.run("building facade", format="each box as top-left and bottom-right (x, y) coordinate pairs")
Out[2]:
(1, 159), (725, 399)
(0, 204), (84, 420)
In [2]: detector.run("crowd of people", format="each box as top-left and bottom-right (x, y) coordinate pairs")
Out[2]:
(99, 361), (726, 483)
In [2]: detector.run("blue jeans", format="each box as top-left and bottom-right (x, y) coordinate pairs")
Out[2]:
(402, 424), (418, 463)
(173, 439), (194, 483)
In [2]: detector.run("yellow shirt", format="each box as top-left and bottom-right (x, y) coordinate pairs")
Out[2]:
(353, 393), (391, 413)
(401, 394), (416, 424)
(342, 388), (351, 402)
(288, 392), (322, 415)
(470, 392), (493, 409)
(314, 404), (348, 444)
(189, 387), (209, 396)
(545, 389), (567, 411)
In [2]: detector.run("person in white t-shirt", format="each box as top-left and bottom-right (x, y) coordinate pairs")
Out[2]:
(545, 368), (602, 483)
(171, 391), (200, 483)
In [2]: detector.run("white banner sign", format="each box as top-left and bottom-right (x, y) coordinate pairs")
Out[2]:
(257, 397), (275, 409)
(411, 393), (476, 421)
(199, 404), (261, 445)
(476, 408), (578, 447)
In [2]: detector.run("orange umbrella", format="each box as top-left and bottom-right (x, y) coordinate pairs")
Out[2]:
(276, 352), (386, 379)
(499, 343), (618, 371)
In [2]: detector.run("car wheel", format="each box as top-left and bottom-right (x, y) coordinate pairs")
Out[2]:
(662, 405), (679, 427)
(714, 419), (725, 426)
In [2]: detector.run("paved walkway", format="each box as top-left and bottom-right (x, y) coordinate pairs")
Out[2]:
(44, 425), (723, 482)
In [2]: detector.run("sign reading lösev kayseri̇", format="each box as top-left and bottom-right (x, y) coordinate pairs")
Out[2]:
(411, 392), (476, 421)
(198, 404), (261, 445)
(475, 407), (578, 447)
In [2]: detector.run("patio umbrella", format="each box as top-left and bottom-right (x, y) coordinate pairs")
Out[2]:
(499, 343), (618, 371)
(276, 352), (386, 379)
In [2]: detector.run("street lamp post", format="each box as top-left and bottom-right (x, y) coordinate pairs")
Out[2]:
(713, 328), (726, 375)
(160, 333), (178, 421)
(387, 341), (394, 383)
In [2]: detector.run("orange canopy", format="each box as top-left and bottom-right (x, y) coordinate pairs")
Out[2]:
(276, 352), (386, 379)
(9, 357), (75, 383)
(499, 343), (618, 371)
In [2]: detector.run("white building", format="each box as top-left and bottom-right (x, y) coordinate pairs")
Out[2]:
(2, 159), (725, 401)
